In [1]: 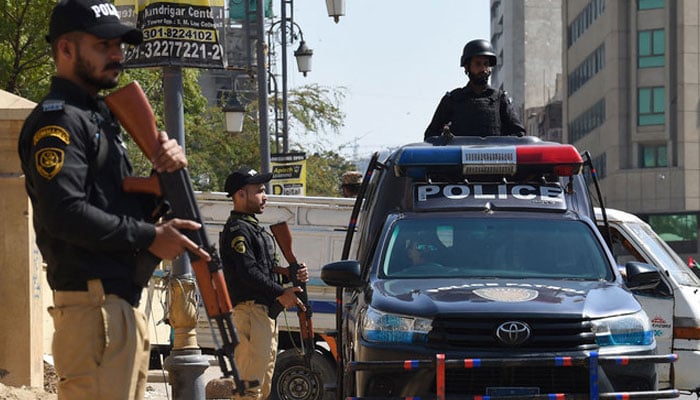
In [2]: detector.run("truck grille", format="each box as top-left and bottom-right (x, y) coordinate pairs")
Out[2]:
(443, 366), (591, 395)
(427, 315), (597, 350)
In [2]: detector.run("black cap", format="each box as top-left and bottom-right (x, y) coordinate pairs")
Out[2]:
(46, 0), (143, 45)
(224, 166), (273, 197)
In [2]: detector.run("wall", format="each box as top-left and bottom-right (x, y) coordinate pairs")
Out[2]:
(0, 90), (44, 388)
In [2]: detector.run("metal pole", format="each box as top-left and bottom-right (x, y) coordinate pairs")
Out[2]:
(281, 0), (290, 153)
(162, 65), (209, 400)
(256, 0), (271, 177)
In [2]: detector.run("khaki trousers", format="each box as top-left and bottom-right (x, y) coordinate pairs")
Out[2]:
(49, 279), (149, 400)
(232, 301), (278, 400)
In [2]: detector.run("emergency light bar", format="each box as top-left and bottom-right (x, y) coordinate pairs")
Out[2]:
(394, 144), (583, 179)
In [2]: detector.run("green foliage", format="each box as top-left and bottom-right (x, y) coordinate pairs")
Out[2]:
(286, 84), (347, 152)
(305, 151), (357, 197)
(0, 0), (54, 100)
(648, 214), (698, 242)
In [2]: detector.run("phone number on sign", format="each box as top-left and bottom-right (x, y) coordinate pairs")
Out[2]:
(130, 40), (223, 60)
(142, 26), (217, 42)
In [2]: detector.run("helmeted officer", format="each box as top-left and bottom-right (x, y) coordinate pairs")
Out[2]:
(424, 39), (526, 138)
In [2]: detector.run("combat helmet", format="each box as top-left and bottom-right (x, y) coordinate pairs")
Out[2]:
(460, 39), (497, 67)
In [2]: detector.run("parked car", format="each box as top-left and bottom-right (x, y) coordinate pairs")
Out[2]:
(596, 207), (700, 394)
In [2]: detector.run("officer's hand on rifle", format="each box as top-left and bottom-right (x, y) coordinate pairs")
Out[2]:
(296, 263), (309, 283)
(148, 218), (211, 261)
(152, 131), (187, 173)
(276, 287), (306, 311)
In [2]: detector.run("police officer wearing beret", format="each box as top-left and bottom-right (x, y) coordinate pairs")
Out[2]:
(17, 0), (209, 398)
(219, 166), (308, 400)
(424, 39), (527, 138)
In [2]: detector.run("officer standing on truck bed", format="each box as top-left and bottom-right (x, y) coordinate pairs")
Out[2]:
(424, 39), (526, 138)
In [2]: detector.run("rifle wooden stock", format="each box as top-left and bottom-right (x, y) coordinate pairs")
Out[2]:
(122, 175), (162, 196)
(105, 82), (257, 395)
(104, 81), (160, 160)
(269, 222), (315, 366)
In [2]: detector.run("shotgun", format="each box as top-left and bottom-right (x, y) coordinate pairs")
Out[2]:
(269, 222), (315, 368)
(105, 81), (256, 395)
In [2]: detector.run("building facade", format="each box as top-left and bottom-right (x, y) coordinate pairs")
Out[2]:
(562, 0), (700, 256)
(490, 0), (562, 121)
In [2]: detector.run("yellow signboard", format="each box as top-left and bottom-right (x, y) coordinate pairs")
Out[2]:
(271, 153), (306, 196)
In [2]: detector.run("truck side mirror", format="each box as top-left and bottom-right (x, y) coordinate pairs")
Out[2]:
(321, 260), (363, 288)
(625, 261), (661, 291)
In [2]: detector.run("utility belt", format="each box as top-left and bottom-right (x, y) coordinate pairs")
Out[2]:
(53, 279), (141, 307)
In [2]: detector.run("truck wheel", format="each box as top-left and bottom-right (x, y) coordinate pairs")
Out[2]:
(270, 349), (336, 400)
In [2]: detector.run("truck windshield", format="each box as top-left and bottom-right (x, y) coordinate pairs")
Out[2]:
(381, 218), (613, 280)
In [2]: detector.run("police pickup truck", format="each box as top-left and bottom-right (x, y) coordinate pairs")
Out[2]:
(321, 136), (679, 399)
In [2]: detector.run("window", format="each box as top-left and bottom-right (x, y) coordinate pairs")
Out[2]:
(568, 45), (606, 96)
(647, 214), (698, 253)
(640, 144), (667, 167)
(569, 99), (605, 142)
(568, 0), (607, 47)
(638, 87), (665, 125)
(638, 0), (664, 10)
(381, 218), (612, 280)
(638, 29), (665, 68)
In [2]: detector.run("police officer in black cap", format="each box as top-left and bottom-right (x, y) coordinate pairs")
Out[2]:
(17, 0), (209, 398)
(219, 166), (308, 400)
(424, 39), (526, 139)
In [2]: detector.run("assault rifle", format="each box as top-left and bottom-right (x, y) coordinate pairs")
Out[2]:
(105, 81), (257, 396)
(269, 222), (315, 368)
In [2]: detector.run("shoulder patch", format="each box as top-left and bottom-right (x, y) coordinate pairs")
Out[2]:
(33, 125), (71, 146)
(231, 236), (246, 254)
(42, 100), (65, 112)
(35, 148), (65, 180)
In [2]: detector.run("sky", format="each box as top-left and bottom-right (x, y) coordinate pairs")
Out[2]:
(276, 0), (491, 160)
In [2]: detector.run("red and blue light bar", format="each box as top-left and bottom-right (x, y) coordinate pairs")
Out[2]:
(394, 144), (583, 178)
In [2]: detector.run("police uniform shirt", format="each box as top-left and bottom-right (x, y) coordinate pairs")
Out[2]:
(220, 211), (285, 307)
(424, 84), (527, 138)
(18, 77), (158, 305)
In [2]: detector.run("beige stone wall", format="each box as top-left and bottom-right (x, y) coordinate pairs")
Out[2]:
(0, 90), (44, 388)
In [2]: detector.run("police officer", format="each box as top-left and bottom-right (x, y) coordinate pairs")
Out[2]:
(340, 170), (363, 198)
(219, 166), (308, 400)
(424, 39), (526, 138)
(17, 0), (209, 398)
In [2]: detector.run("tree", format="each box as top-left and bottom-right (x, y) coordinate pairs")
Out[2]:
(0, 0), (54, 100)
(305, 151), (357, 197)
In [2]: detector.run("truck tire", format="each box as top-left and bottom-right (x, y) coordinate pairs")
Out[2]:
(270, 349), (336, 400)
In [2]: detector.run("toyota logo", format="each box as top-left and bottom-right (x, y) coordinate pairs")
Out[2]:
(496, 321), (531, 346)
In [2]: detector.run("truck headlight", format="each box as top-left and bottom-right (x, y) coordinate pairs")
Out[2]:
(591, 310), (654, 347)
(361, 306), (432, 344)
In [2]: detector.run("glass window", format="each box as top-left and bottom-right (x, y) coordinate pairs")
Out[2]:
(638, 29), (665, 68)
(647, 214), (698, 243)
(614, 222), (700, 287)
(638, 0), (664, 10)
(638, 87), (665, 125)
(641, 144), (667, 167)
(381, 218), (612, 280)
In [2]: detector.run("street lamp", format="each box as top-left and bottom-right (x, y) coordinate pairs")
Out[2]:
(223, 93), (245, 134)
(293, 40), (313, 76)
(267, 11), (313, 153)
(325, 0), (345, 23)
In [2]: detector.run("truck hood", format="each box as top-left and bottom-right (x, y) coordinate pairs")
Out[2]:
(371, 278), (641, 319)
